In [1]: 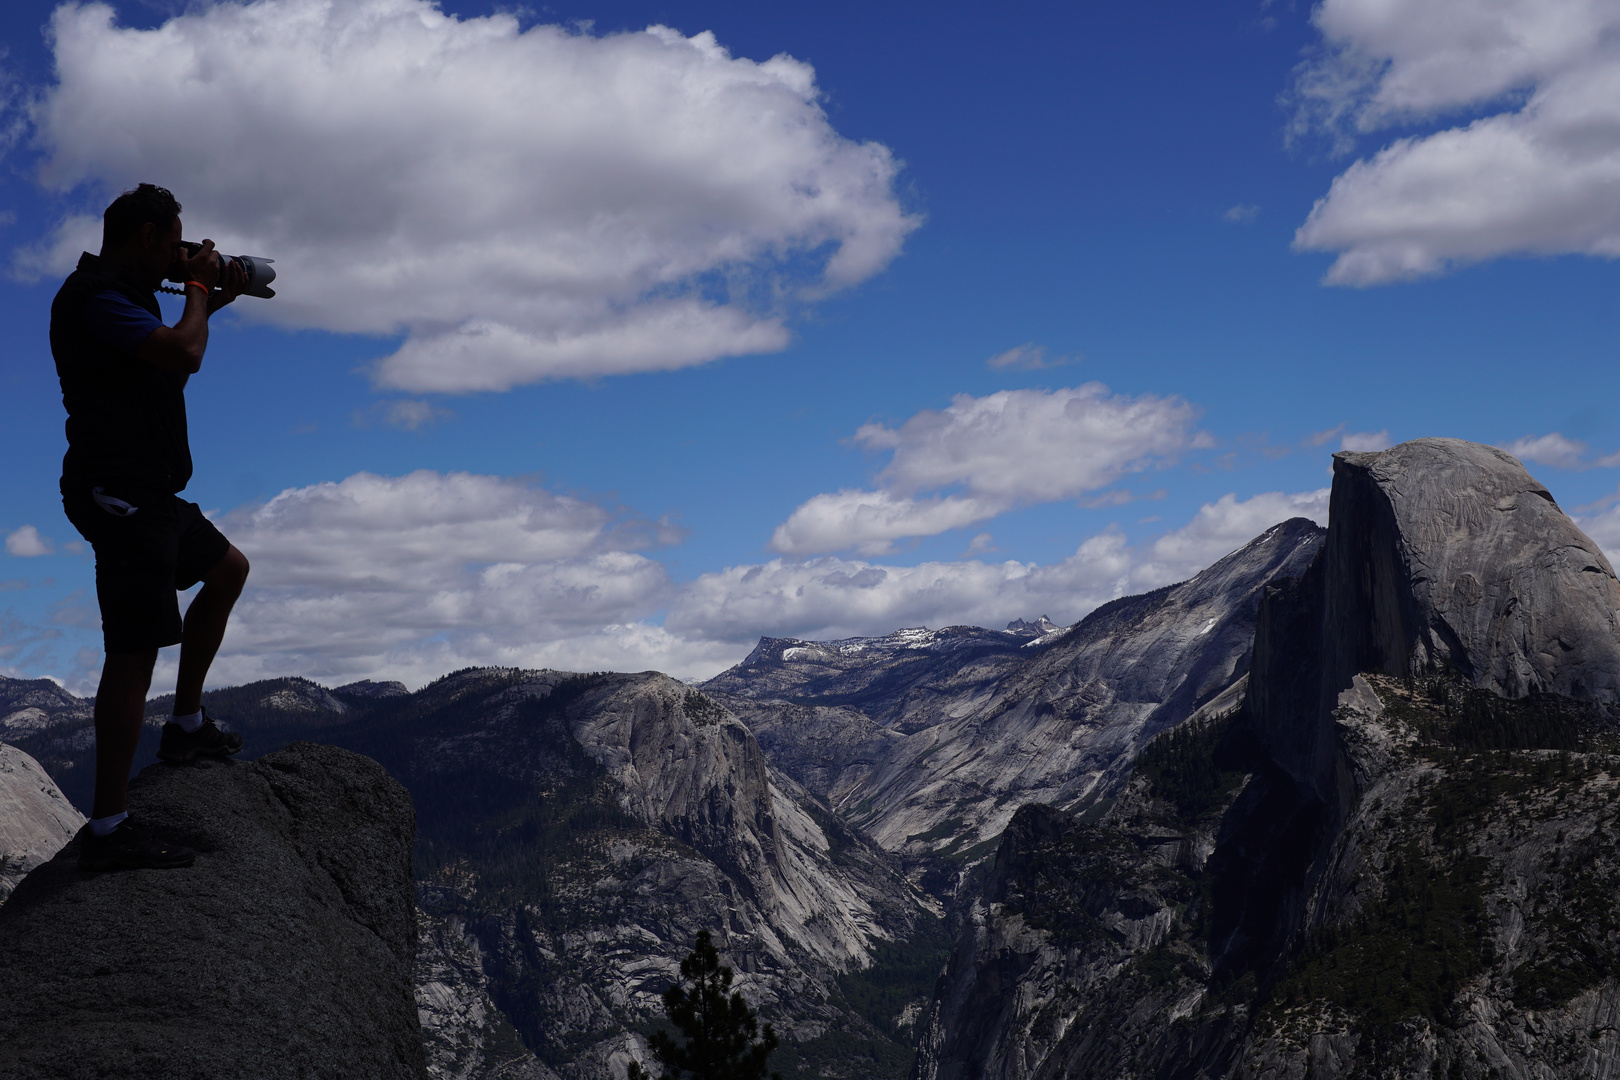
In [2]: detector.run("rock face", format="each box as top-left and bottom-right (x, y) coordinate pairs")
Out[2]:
(0, 743), (84, 905)
(914, 718), (1252, 1080)
(1234, 675), (1620, 1079)
(316, 668), (926, 1079)
(711, 518), (1325, 860)
(706, 625), (1042, 734)
(1250, 437), (1620, 797)
(416, 913), (558, 1080)
(916, 676), (1620, 1080)
(0, 743), (425, 1080)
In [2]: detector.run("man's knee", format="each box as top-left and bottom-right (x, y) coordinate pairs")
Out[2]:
(101, 649), (159, 697)
(209, 545), (250, 592)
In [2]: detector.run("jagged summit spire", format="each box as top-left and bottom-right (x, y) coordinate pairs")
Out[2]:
(1006, 615), (1061, 634)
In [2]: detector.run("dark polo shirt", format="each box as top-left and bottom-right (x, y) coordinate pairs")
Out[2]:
(51, 252), (193, 494)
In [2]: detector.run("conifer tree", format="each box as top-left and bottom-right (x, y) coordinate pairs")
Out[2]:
(627, 931), (781, 1080)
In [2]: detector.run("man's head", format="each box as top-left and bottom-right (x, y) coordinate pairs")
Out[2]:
(100, 183), (183, 288)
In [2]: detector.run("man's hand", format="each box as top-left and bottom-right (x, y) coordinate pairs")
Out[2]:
(208, 255), (247, 314)
(178, 238), (223, 291)
(141, 238), (234, 375)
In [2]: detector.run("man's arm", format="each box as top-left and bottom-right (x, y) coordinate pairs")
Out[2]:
(135, 240), (244, 375)
(136, 283), (212, 374)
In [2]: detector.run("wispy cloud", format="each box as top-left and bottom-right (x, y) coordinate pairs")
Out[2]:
(1502, 432), (1588, 470)
(1307, 423), (1346, 446)
(985, 343), (1079, 371)
(963, 532), (997, 556)
(1339, 429), (1391, 452)
(352, 400), (454, 432)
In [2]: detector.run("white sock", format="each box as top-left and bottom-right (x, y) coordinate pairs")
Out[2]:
(171, 709), (204, 732)
(90, 811), (129, 837)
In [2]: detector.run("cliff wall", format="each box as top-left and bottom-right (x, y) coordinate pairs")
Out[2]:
(1248, 437), (1620, 798)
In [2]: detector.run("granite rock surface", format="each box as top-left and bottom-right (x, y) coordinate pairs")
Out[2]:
(330, 668), (925, 1079)
(916, 673), (1620, 1080)
(712, 518), (1325, 861)
(0, 742), (84, 905)
(0, 742), (425, 1080)
(1334, 438), (1620, 700)
(1250, 437), (1620, 796)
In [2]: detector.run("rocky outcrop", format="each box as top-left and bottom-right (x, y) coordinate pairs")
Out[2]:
(0, 743), (424, 1080)
(0, 743), (84, 905)
(1249, 437), (1620, 797)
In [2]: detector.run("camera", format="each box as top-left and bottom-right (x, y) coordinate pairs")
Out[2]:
(165, 241), (277, 299)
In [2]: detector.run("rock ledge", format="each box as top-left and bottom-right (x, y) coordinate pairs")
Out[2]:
(0, 742), (424, 1080)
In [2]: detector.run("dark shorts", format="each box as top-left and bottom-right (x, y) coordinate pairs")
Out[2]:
(61, 484), (231, 654)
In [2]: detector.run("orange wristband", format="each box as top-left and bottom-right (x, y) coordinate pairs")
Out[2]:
(184, 280), (210, 293)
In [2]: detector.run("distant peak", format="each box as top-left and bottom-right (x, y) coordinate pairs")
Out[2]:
(334, 679), (410, 700)
(1006, 615), (1060, 635)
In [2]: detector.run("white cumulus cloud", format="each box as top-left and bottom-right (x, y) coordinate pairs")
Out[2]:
(205, 470), (686, 683)
(770, 384), (1207, 555)
(1292, 0), (1620, 284)
(669, 531), (1137, 645)
(1339, 429), (1392, 453)
(770, 491), (1000, 558)
(1502, 432), (1589, 470)
(163, 470), (1330, 689)
(4, 526), (53, 557)
(23, 0), (917, 390)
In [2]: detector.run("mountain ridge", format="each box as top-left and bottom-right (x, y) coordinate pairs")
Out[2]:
(915, 437), (1620, 1079)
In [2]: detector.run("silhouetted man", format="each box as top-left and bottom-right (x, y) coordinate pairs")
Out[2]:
(53, 183), (251, 871)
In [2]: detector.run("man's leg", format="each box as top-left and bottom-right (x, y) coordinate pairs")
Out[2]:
(84, 646), (196, 870)
(91, 648), (159, 821)
(173, 545), (249, 716)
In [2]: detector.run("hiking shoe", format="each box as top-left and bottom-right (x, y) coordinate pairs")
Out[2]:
(157, 708), (243, 763)
(78, 816), (195, 872)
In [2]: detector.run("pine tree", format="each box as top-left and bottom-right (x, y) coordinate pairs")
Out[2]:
(627, 931), (782, 1080)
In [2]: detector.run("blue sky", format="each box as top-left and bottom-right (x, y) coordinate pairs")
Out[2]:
(3, 0), (1620, 693)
